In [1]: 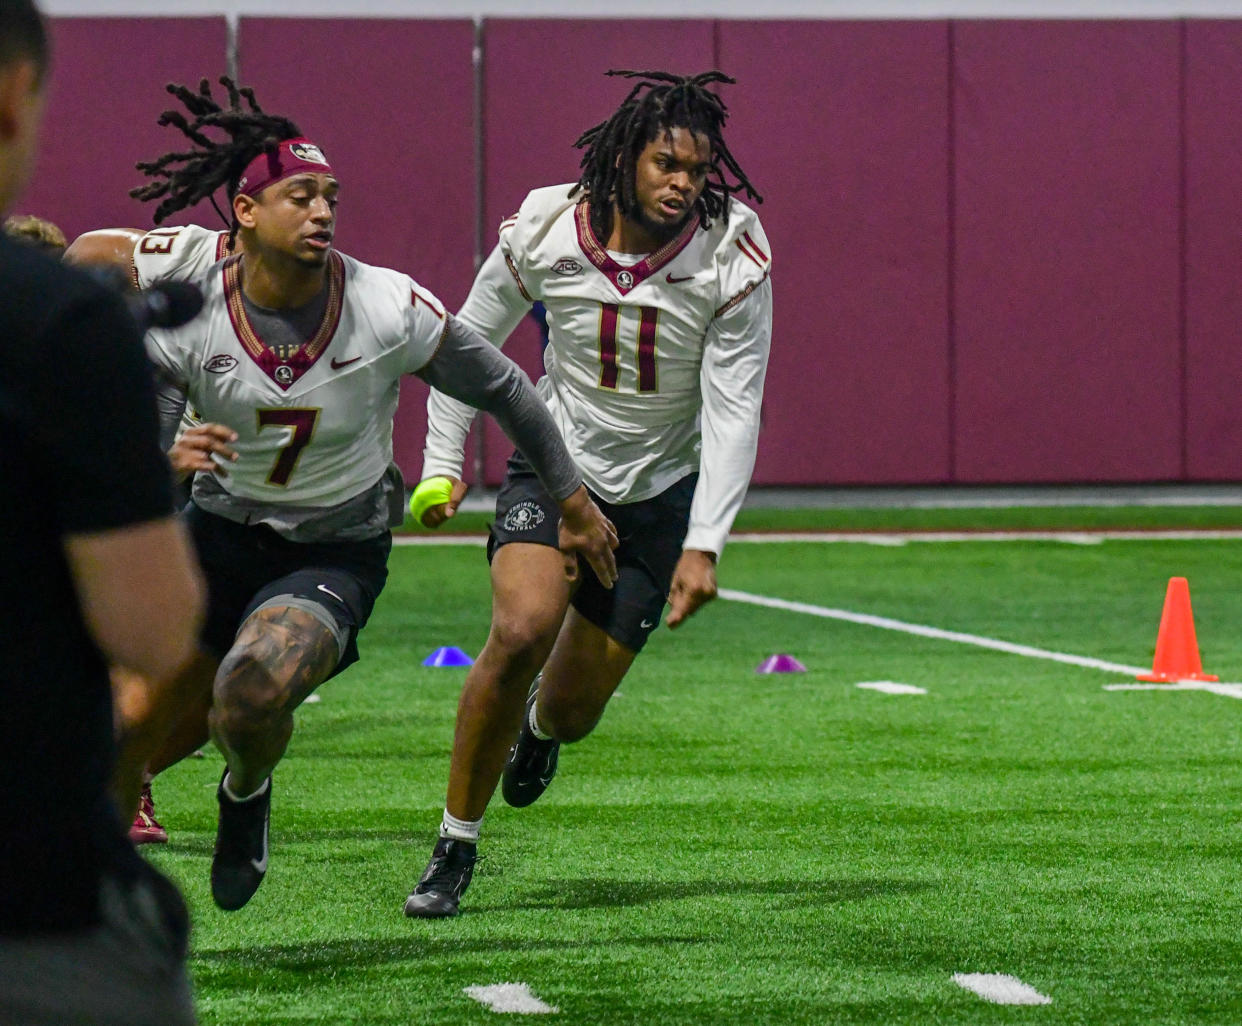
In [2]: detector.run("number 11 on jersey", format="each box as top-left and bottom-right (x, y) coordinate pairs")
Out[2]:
(597, 303), (659, 394)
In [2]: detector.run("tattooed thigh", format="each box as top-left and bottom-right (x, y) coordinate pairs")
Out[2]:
(218, 601), (344, 719)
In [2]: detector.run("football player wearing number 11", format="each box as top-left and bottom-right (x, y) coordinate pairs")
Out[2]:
(405, 69), (773, 917)
(119, 79), (619, 913)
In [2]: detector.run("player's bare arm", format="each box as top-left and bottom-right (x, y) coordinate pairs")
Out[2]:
(62, 227), (144, 278)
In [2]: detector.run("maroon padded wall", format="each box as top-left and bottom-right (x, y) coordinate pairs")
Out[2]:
(1185, 22), (1242, 481)
(24, 17), (1242, 488)
(952, 20), (1183, 482)
(719, 20), (951, 485)
(23, 18), (229, 241)
(475, 19), (714, 483)
(238, 18), (475, 475)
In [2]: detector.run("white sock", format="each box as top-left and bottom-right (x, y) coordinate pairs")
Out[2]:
(528, 697), (553, 741)
(440, 809), (481, 844)
(222, 772), (270, 803)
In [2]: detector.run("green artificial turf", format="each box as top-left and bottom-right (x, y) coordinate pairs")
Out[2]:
(399, 503), (1242, 536)
(143, 514), (1242, 1025)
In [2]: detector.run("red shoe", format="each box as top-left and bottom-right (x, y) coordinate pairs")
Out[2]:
(129, 782), (169, 845)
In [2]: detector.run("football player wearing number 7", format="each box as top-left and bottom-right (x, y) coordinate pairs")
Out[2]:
(405, 69), (772, 918)
(109, 78), (620, 913)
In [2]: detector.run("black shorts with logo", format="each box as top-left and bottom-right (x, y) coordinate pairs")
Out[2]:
(488, 451), (697, 653)
(183, 502), (391, 676)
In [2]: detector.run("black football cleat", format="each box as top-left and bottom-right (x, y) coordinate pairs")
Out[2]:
(210, 772), (271, 911)
(501, 681), (560, 808)
(403, 837), (480, 918)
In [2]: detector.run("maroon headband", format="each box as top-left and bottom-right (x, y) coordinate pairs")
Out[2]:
(236, 138), (334, 198)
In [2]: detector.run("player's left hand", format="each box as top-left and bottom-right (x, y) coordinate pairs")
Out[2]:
(666, 549), (718, 629)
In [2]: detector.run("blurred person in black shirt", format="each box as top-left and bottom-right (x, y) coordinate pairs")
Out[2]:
(0, 2), (205, 1023)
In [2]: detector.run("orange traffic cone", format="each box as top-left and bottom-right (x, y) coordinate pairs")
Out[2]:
(1136, 577), (1218, 682)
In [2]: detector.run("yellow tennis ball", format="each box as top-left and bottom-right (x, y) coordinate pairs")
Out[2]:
(409, 476), (454, 527)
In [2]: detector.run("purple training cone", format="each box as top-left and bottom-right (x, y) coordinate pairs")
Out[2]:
(423, 646), (474, 667)
(756, 653), (807, 674)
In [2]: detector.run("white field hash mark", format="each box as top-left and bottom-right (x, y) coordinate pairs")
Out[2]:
(953, 972), (1052, 1005)
(464, 983), (558, 1015)
(856, 681), (927, 695)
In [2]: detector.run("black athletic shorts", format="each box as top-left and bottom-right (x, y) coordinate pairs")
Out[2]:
(183, 502), (391, 676)
(487, 451), (697, 653)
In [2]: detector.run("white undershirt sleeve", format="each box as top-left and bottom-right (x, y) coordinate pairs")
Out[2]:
(421, 240), (533, 482)
(683, 277), (774, 557)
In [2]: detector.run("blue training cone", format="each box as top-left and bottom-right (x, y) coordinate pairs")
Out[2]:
(756, 653), (807, 674)
(423, 646), (474, 667)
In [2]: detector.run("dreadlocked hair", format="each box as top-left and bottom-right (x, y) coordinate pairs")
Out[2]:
(570, 69), (761, 243)
(129, 77), (301, 239)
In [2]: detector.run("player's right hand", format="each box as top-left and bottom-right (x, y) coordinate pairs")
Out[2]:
(415, 477), (469, 529)
(557, 485), (619, 589)
(169, 423), (238, 480)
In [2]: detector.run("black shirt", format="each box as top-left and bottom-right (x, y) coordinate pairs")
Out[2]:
(0, 235), (174, 932)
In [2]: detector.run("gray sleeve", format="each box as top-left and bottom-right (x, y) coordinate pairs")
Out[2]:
(416, 313), (582, 501)
(152, 369), (188, 454)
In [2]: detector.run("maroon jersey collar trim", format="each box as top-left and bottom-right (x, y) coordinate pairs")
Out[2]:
(574, 200), (698, 297)
(222, 251), (345, 391)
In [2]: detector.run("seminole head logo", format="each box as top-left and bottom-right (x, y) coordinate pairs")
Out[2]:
(502, 501), (546, 532)
(290, 141), (327, 165)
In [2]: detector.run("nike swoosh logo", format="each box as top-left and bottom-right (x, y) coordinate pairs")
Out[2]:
(330, 355), (361, 369)
(251, 817), (269, 875)
(640, 619), (656, 629)
(666, 273), (693, 284)
(317, 584), (344, 602)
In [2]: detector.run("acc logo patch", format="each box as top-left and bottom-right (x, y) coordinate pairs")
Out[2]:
(552, 258), (582, 276)
(502, 500), (546, 532)
(204, 354), (238, 373)
(290, 141), (328, 165)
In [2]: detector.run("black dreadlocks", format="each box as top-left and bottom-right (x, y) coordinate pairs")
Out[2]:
(129, 77), (301, 238)
(570, 69), (761, 244)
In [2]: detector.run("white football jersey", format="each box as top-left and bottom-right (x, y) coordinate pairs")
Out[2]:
(132, 224), (231, 433)
(147, 251), (448, 507)
(424, 184), (773, 555)
(132, 223), (231, 290)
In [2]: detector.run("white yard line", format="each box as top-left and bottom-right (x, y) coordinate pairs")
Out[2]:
(953, 973), (1052, 1005)
(463, 983), (558, 1015)
(393, 528), (1242, 548)
(720, 588), (1148, 676)
(726, 530), (1242, 545)
(1105, 681), (1242, 699)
